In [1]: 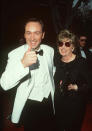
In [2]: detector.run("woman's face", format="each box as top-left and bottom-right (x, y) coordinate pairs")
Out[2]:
(58, 38), (74, 57)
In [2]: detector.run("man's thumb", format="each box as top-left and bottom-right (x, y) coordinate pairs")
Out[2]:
(27, 46), (32, 52)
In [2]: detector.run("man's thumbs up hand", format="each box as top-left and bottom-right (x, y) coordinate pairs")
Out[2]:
(21, 46), (37, 68)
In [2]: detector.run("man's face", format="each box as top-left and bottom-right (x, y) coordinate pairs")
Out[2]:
(24, 22), (45, 50)
(79, 36), (87, 47)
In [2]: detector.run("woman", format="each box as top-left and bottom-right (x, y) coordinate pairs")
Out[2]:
(54, 29), (92, 131)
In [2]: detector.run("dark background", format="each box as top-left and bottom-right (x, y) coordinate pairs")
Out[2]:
(1, 0), (56, 51)
(1, 0), (92, 51)
(0, 0), (92, 130)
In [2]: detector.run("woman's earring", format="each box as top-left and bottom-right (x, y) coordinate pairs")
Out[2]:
(72, 48), (74, 52)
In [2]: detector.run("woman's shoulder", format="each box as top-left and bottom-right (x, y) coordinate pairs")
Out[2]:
(75, 56), (89, 71)
(76, 56), (87, 64)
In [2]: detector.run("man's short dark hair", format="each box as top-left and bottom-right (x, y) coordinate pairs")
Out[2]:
(25, 18), (45, 32)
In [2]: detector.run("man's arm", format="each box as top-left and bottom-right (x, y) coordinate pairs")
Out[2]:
(0, 46), (38, 90)
(0, 55), (29, 91)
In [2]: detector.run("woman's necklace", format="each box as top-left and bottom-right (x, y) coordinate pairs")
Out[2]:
(61, 54), (76, 63)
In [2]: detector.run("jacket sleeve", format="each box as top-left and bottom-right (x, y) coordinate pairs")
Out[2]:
(0, 54), (29, 91)
(52, 49), (56, 76)
(76, 59), (92, 96)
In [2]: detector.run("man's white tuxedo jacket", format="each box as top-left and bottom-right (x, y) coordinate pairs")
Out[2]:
(0, 44), (55, 123)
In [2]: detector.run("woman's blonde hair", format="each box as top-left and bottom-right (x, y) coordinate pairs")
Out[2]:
(57, 29), (80, 55)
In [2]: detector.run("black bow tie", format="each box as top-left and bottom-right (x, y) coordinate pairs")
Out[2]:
(35, 49), (43, 56)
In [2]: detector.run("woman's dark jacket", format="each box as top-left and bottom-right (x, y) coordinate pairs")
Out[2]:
(54, 50), (92, 128)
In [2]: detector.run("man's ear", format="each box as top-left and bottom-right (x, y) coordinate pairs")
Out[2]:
(42, 32), (45, 39)
(24, 33), (26, 39)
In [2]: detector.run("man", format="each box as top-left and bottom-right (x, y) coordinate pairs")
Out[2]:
(79, 35), (88, 58)
(79, 35), (92, 101)
(79, 35), (92, 68)
(0, 18), (55, 131)
(79, 35), (92, 57)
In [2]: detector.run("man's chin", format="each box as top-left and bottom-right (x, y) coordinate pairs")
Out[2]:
(28, 43), (40, 51)
(32, 45), (40, 51)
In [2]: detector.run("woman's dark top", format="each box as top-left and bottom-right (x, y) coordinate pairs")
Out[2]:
(54, 54), (92, 129)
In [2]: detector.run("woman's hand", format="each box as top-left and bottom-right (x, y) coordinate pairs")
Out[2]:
(68, 84), (78, 91)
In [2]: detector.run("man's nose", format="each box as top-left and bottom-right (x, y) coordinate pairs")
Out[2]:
(30, 33), (35, 40)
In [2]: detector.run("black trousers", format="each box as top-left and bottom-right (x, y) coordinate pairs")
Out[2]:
(20, 94), (55, 131)
(54, 93), (86, 131)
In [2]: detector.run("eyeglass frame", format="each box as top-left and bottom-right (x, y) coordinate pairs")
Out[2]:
(58, 41), (72, 47)
(80, 39), (87, 42)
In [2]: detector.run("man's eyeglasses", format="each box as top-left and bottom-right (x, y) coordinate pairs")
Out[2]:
(80, 39), (87, 42)
(58, 41), (71, 47)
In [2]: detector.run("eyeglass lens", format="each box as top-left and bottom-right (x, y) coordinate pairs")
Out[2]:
(80, 39), (87, 42)
(58, 42), (71, 47)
